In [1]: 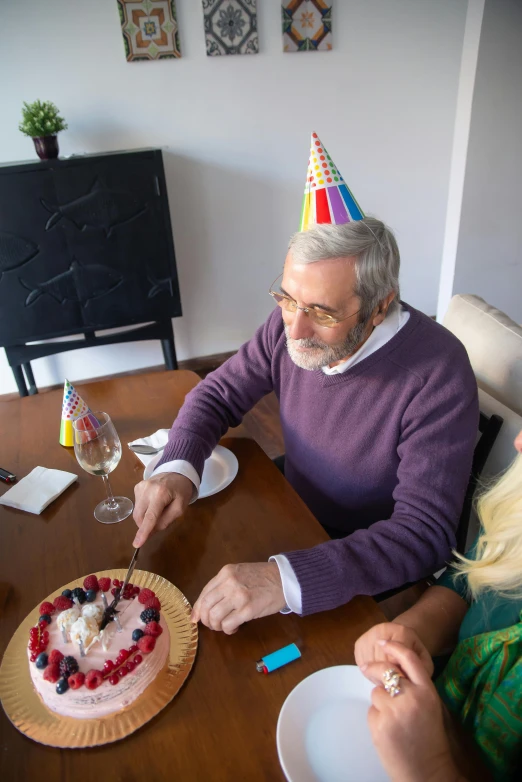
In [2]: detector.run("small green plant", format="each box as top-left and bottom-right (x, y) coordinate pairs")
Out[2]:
(18, 100), (68, 138)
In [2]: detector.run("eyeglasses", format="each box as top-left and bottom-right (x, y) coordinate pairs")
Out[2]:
(268, 274), (361, 329)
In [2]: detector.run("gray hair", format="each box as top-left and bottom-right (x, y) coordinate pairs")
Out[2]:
(288, 217), (400, 319)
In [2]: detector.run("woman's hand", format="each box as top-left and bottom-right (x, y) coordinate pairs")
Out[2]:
(355, 622), (434, 678)
(364, 641), (464, 782)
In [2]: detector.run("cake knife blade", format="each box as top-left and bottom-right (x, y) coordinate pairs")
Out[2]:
(100, 547), (140, 631)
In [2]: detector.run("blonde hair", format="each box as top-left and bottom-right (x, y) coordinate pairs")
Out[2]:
(453, 453), (522, 599)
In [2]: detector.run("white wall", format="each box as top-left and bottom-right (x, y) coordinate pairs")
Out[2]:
(438, 0), (522, 323)
(0, 0), (467, 395)
(452, 0), (522, 322)
(436, 0), (485, 322)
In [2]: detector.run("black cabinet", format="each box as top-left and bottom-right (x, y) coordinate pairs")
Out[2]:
(0, 148), (181, 395)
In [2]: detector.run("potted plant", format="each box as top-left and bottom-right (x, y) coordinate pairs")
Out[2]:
(18, 100), (68, 160)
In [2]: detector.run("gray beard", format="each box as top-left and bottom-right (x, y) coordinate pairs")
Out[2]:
(284, 320), (369, 371)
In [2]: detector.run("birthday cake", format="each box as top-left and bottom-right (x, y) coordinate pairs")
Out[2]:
(27, 575), (170, 719)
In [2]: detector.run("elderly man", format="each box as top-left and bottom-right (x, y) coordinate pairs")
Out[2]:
(132, 215), (478, 632)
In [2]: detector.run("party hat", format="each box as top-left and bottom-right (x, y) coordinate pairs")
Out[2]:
(299, 132), (365, 231)
(59, 379), (97, 447)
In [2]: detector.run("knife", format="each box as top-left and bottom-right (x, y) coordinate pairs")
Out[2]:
(100, 548), (140, 631)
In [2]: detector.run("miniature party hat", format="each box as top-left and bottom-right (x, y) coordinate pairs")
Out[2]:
(59, 379), (98, 447)
(299, 132), (365, 231)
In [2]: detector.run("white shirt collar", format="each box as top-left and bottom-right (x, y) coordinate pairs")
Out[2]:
(322, 303), (410, 375)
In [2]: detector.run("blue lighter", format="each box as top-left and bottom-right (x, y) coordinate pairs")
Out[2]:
(256, 643), (301, 674)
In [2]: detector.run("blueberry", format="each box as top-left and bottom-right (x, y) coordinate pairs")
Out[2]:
(35, 653), (48, 669)
(62, 589), (73, 599)
(85, 589), (96, 603)
(72, 587), (86, 604)
(39, 614), (51, 625)
(56, 678), (69, 695)
(132, 629), (144, 642)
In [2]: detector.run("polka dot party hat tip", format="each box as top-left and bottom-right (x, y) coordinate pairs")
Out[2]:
(299, 132), (365, 231)
(59, 379), (98, 447)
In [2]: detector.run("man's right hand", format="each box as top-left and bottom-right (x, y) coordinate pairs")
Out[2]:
(133, 473), (194, 547)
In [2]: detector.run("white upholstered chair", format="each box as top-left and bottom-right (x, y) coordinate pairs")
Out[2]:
(443, 295), (522, 545)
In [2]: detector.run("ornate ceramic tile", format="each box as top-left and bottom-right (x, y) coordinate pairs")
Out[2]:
(203, 0), (258, 56)
(282, 0), (332, 52)
(118, 0), (181, 61)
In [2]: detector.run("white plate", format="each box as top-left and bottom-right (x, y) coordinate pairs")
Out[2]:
(143, 445), (239, 500)
(277, 666), (389, 782)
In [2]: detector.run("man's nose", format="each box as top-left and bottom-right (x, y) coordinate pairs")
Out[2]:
(286, 309), (315, 341)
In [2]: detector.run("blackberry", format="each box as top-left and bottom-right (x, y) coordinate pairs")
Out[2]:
(59, 656), (79, 678)
(72, 587), (86, 604)
(56, 678), (69, 695)
(39, 614), (51, 625)
(62, 589), (73, 599)
(132, 628), (144, 642)
(140, 607), (160, 624)
(85, 589), (97, 603)
(35, 653), (48, 669)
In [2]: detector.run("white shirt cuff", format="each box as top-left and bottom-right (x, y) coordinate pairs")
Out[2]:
(151, 459), (200, 504)
(270, 554), (303, 615)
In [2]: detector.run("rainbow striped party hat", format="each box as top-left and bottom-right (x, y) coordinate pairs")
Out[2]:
(299, 132), (365, 231)
(59, 379), (98, 447)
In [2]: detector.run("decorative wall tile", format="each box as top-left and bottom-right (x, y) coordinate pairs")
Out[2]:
(282, 0), (332, 52)
(117, 0), (181, 61)
(203, 0), (258, 56)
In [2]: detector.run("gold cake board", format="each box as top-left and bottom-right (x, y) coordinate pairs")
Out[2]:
(0, 569), (198, 747)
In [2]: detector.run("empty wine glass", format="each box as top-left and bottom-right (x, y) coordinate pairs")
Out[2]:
(73, 411), (134, 524)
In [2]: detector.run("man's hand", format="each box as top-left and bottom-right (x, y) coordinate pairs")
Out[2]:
(355, 622), (434, 678)
(191, 562), (287, 634)
(133, 473), (193, 547)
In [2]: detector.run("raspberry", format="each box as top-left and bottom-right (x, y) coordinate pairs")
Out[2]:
(83, 575), (99, 592)
(137, 636), (156, 654)
(85, 669), (104, 690)
(138, 588), (155, 605)
(43, 663), (60, 683)
(144, 621), (163, 638)
(98, 577), (111, 592)
(68, 672), (85, 690)
(49, 649), (64, 665)
(144, 597), (161, 611)
(39, 601), (55, 616)
(140, 607), (160, 624)
(53, 595), (73, 611)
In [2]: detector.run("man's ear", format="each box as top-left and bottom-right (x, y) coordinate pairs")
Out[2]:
(371, 292), (396, 327)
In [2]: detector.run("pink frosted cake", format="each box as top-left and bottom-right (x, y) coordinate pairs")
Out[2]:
(27, 575), (169, 719)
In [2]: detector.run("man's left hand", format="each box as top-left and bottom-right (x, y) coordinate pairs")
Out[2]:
(191, 562), (287, 634)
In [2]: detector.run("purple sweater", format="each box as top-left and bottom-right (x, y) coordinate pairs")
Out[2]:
(158, 303), (478, 615)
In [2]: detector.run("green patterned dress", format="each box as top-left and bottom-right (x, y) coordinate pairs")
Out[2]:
(435, 545), (522, 780)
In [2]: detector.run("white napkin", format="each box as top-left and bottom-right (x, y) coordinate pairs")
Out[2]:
(128, 428), (169, 468)
(0, 466), (78, 514)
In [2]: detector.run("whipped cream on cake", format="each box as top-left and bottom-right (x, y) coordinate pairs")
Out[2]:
(27, 576), (169, 719)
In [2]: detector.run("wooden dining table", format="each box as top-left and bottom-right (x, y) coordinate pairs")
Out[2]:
(0, 370), (385, 781)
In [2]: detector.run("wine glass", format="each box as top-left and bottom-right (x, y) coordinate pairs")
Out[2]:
(73, 411), (134, 524)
